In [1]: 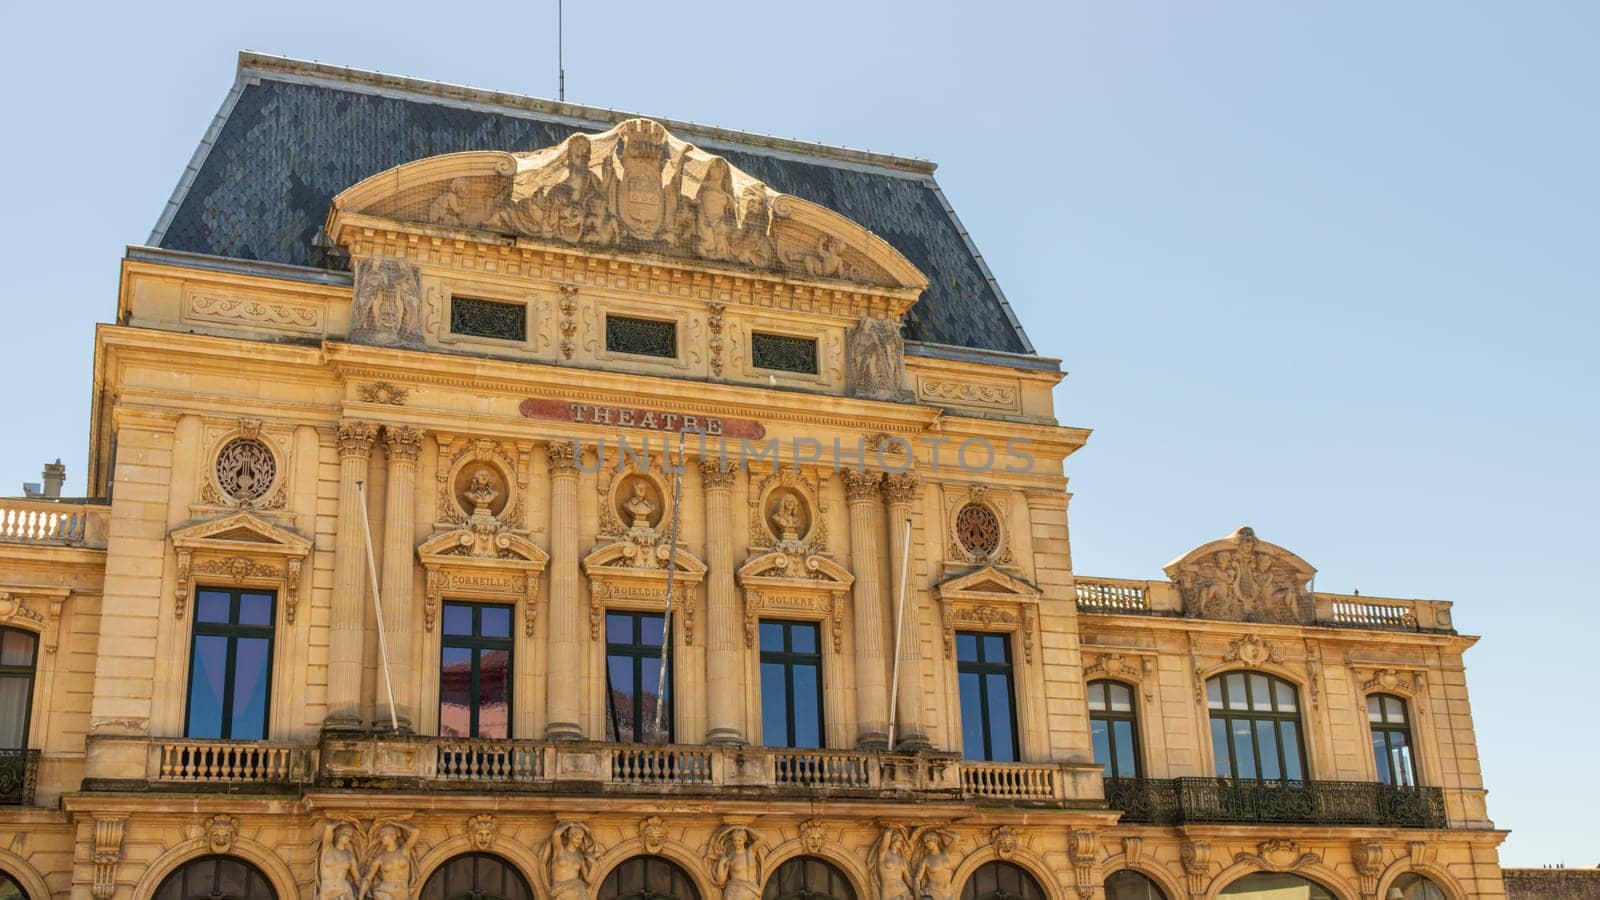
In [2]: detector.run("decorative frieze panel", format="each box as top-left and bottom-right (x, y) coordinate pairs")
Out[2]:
(181, 286), (324, 336)
(168, 511), (312, 622)
(1166, 526), (1316, 625)
(916, 375), (1021, 413)
(933, 567), (1041, 664)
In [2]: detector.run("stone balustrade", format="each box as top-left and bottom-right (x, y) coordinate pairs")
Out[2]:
(153, 739), (315, 785)
(0, 499), (109, 548)
(1073, 577), (1157, 614)
(1073, 574), (1454, 633)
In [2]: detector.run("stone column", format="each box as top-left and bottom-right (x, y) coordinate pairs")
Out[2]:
(842, 470), (890, 749)
(882, 471), (930, 750)
(327, 420), (378, 730)
(545, 441), (584, 740)
(379, 425), (425, 732)
(701, 459), (744, 746)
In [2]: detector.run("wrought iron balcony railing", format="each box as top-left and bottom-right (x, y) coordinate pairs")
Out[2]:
(1104, 776), (1447, 828)
(0, 749), (39, 805)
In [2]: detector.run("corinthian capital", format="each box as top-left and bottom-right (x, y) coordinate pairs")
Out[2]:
(880, 471), (921, 507)
(383, 425), (426, 462)
(840, 469), (882, 503)
(337, 421), (379, 459)
(700, 458), (739, 489)
(546, 440), (579, 476)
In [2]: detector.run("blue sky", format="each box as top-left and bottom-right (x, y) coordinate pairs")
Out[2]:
(1, 0), (1595, 865)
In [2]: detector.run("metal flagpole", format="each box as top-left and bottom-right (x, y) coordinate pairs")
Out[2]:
(557, 0), (566, 101)
(356, 481), (401, 733)
(649, 429), (688, 741)
(885, 517), (912, 750)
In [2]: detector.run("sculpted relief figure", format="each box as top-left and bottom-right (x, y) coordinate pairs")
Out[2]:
(361, 821), (420, 900)
(911, 830), (957, 900)
(771, 494), (805, 542)
(847, 316), (907, 401)
(710, 826), (764, 900)
(317, 822), (363, 900)
(1172, 527), (1313, 625)
(624, 480), (659, 530)
(546, 822), (599, 900)
(875, 826), (915, 900)
(350, 258), (426, 348)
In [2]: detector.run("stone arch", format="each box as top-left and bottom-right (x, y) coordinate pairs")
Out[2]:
(950, 844), (1066, 900)
(1098, 860), (1185, 900)
(1204, 861), (1356, 900)
(591, 840), (716, 900)
(760, 841), (870, 900)
(132, 839), (297, 900)
(1375, 859), (1468, 900)
(0, 847), (52, 900)
(414, 836), (543, 900)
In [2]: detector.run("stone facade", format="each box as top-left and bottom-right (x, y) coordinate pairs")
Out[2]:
(1504, 869), (1600, 899)
(0, 58), (1510, 900)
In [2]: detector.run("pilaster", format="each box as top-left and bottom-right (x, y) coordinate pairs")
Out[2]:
(326, 420), (377, 730)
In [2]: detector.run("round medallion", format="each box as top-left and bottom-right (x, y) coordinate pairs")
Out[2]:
(215, 438), (276, 502)
(955, 503), (1001, 558)
(616, 475), (664, 530)
(454, 464), (510, 519)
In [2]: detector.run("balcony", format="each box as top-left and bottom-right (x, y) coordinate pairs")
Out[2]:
(1072, 575), (1454, 634)
(0, 498), (109, 549)
(1104, 777), (1447, 828)
(0, 750), (39, 805)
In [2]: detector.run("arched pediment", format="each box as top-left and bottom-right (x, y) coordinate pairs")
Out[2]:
(736, 550), (852, 587)
(417, 528), (549, 634)
(584, 540), (707, 644)
(736, 551), (853, 652)
(1164, 526), (1317, 625)
(328, 118), (927, 291)
(584, 540), (707, 577)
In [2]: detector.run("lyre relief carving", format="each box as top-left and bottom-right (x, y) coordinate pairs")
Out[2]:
(350, 257), (425, 348)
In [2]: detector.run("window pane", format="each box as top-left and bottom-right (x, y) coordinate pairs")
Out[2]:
(196, 590), (231, 624)
(1088, 682), (1107, 712)
(480, 606), (511, 639)
(1255, 720), (1281, 780)
(187, 635), (229, 738)
(0, 630), (35, 667)
(985, 674), (1017, 761)
(1385, 696), (1407, 723)
(1248, 674), (1271, 711)
(1274, 679), (1297, 712)
(759, 623), (785, 653)
(1207, 677), (1224, 710)
(478, 649), (510, 739)
(0, 676), (30, 748)
(1390, 731), (1416, 786)
(607, 657), (636, 742)
(761, 661), (788, 746)
(983, 634), (1008, 662)
(229, 637), (271, 739)
(238, 593), (273, 627)
(1224, 673), (1246, 710)
(439, 646), (474, 738)
(443, 604), (473, 636)
(1091, 719), (1112, 775)
(1105, 870), (1165, 900)
(960, 671), (985, 760)
(639, 657), (667, 743)
(639, 615), (664, 648)
(956, 633), (978, 663)
(1230, 719), (1256, 779)
(1367, 695), (1383, 723)
(1280, 721), (1303, 781)
(1108, 683), (1133, 712)
(790, 624), (817, 655)
(1112, 720), (1137, 778)
(1211, 718), (1232, 777)
(1372, 732), (1393, 784)
(792, 665), (821, 748)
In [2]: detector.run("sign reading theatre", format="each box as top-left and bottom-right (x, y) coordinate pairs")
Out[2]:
(519, 398), (766, 440)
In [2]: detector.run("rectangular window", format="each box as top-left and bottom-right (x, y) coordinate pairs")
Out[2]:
(750, 332), (820, 375)
(0, 627), (39, 748)
(439, 602), (513, 739)
(759, 621), (824, 748)
(450, 296), (527, 342)
(606, 612), (672, 743)
(955, 631), (1018, 761)
(605, 315), (677, 359)
(185, 588), (275, 740)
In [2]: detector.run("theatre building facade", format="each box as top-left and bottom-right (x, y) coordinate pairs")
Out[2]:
(0, 54), (1508, 900)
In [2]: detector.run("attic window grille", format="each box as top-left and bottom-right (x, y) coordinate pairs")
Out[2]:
(605, 315), (677, 359)
(751, 332), (819, 375)
(450, 297), (527, 342)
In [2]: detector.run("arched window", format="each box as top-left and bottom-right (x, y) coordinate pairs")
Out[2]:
(1, 870), (28, 900)
(152, 855), (276, 900)
(1387, 873), (1448, 900)
(762, 857), (856, 900)
(599, 856), (701, 900)
(1207, 672), (1306, 783)
(419, 853), (533, 900)
(1088, 681), (1141, 778)
(0, 626), (39, 748)
(1104, 870), (1167, 900)
(1218, 873), (1335, 899)
(1369, 694), (1418, 786)
(960, 862), (1044, 900)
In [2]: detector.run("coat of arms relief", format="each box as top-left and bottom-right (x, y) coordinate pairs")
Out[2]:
(1165, 526), (1316, 625)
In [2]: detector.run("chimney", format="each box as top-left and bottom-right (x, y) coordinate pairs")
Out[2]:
(42, 459), (65, 498)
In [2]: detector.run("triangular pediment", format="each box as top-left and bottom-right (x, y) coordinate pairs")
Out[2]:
(170, 511), (311, 557)
(736, 551), (853, 589)
(936, 565), (1040, 602)
(329, 118), (927, 292)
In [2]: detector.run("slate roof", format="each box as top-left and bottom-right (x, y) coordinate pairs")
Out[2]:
(151, 53), (1033, 355)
